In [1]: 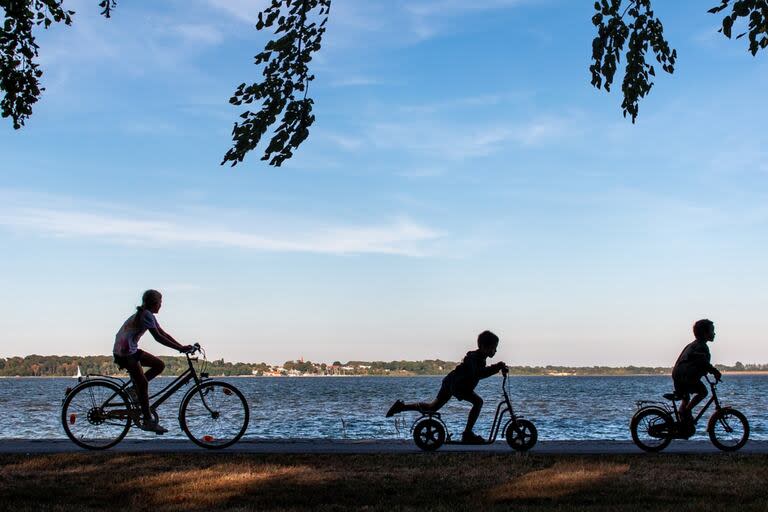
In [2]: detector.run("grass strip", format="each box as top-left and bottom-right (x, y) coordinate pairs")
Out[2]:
(1, 452), (765, 511)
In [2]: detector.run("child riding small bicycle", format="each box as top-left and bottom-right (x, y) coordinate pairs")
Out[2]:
(113, 289), (193, 434)
(672, 318), (722, 435)
(386, 330), (507, 444)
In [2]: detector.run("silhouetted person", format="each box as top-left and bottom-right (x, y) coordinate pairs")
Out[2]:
(672, 319), (722, 433)
(113, 289), (192, 434)
(386, 330), (507, 444)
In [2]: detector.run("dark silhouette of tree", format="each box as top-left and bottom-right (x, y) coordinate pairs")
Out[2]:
(1, 0), (766, 165)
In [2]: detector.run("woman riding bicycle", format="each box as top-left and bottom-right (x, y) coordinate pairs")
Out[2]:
(113, 289), (192, 434)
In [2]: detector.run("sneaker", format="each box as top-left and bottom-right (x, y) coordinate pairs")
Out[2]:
(139, 418), (168, 435)
(679, 411), (695, 438)
(386, 399), (405, 417)
(461, 431), (485, 444)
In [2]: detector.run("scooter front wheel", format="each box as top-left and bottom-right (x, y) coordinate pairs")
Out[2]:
(413, 418), (446, 451)
(505, 419), (537, 451)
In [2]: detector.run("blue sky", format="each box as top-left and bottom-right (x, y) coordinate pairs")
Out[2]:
(1, 0), (767, 366)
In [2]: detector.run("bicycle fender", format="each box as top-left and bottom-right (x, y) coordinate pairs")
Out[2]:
(410, 414), (448, 435)
(630, 405), (671, 425)
(66, 377), (121, 395)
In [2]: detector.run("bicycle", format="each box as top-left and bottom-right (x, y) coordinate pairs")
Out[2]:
(630, 375), (749, 452)
(61, 343), (250, 450)
(411, 371), (538, 452)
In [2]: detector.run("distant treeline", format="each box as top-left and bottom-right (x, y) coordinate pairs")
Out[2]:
(1, 355), (767, 377)
(0, 355), (270, 377)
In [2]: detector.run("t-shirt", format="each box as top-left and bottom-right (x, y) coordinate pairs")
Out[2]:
(672, 340), (714, 382)
(113, 309), (158, 356)
(444, 349), (498, 396)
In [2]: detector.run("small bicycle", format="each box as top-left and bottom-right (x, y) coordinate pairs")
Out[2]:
(630, 375), (749, 452)
(411, 372), (538, 452)
(61, 344), (250, 450)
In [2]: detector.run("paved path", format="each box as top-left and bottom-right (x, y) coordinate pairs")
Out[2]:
(1, 439), (767, 454)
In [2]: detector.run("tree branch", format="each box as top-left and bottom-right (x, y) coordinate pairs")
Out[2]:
(222, 0), (331, 167)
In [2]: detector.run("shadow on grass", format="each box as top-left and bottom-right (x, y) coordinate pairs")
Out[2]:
(2, 453), (768, 511)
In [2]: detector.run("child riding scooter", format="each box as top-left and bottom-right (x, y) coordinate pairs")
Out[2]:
(386, 330), (507, 444)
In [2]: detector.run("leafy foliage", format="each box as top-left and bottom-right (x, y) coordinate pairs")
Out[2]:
(589, 0), (677, 123)
(98, 0), (116, 18)
(0, 0), (73, 129)
(709, 0), (768, 55)
(221, 0), (331, 167)
(1, 0), (766, 164)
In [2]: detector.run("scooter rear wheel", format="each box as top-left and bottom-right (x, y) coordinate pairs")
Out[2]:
(505, 419), (537, 451)
(413, 418), (446, 451)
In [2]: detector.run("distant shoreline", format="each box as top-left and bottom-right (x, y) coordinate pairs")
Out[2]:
(2, 371), (768, 379)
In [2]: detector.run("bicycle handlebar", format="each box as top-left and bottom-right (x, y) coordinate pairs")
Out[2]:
(705, 374), (722, 385)
(185, 343), (202, 356)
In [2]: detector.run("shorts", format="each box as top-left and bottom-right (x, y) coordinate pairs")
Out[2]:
(113, 349), (143, 370)
(673, 377), (706, 399)
(440, 375), (474, 402)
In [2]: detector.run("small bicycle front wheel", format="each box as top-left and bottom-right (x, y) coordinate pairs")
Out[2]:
(179, 381), (249, 449)
(61, 380), (131, 450)
(630, 407), (673, 452)
(505, 419), (538, 452)
(708, 408), (749, 452)
(412, 418), (446, 451)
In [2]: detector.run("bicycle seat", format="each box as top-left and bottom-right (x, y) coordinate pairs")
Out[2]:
(663, 392), (682, 401)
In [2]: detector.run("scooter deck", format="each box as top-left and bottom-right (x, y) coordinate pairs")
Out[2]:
(444, 439), (494, 446)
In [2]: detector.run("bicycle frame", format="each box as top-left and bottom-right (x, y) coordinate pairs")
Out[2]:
(671, 376), (722, 425)
(68, 351), (209, 414)
(635, 375), (722, 425)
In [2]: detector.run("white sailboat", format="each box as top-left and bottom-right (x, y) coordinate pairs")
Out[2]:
(74, 366), (82, 379)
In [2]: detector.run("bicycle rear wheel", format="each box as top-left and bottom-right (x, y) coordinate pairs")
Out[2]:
(61, 380), (131, 450)
(179, 381), (249, 449)
(708, 408), (749, 452)
(630, 407), (672, 452)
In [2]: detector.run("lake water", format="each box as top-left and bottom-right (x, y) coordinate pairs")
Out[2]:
(1, 375), (766, 441)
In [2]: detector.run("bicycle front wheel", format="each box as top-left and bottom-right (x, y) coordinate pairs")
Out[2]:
(179, 381), (249, 449)
(61, 380), (131, 450)
(708, 408), (749, 452)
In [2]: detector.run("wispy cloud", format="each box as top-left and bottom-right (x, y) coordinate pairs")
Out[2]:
(172, 24), (224, 45)
(0, 193), (442, 257)
(404, 0), (528, 17)
(322, 132), (365, 151)
(205, 0), (269, 24)
(398, 93), (530, 114)
(329, 76), (382, 87)
(366, 115), (574, 160)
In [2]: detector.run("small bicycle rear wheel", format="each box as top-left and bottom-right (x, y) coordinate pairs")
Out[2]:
(630, 407), (672, 452)
(505, 419), (537, 451)
(61, 380), (131, 450)
(708, 408), (749, 452)
(413, 418), (446, 451)
(180, 381), (249, 449)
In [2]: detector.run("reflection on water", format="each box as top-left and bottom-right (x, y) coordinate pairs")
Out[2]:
(0, 375), (766, 441)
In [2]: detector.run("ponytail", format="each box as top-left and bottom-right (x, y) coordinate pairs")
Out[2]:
(133, 305), (147, 328)
(133, 289), (161, 327)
